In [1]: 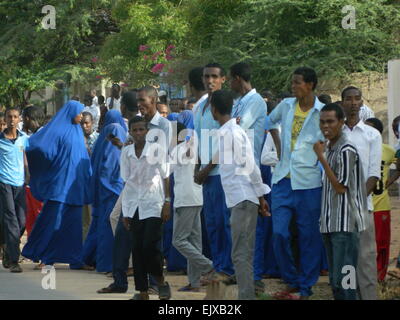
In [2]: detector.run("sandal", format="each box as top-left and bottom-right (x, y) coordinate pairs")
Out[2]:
(97, 285), (127, 294)
(158, 282), (172, 300)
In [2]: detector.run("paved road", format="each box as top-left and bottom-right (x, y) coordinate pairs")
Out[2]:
(0, 261), (206, 300)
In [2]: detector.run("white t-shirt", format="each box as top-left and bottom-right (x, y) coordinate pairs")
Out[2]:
(169, 141), (203, 208)
(106, 97), (121, 113)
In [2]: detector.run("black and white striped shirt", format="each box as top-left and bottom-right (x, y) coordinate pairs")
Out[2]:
(320, 134), (368, 233)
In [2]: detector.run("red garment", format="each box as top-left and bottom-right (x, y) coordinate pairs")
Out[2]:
(25, 186), (43, 237)
(373, 210), (391, 281)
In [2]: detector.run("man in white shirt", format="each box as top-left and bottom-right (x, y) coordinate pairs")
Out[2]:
(210, 90), (271, 300)
(91, 89), (99, 107)
(106, 84), (122, 113)
(170, 122), (214, 292)
(120, 116), (171, 301)
(83, 94), (100, 131)
(342, 86), (382, 300)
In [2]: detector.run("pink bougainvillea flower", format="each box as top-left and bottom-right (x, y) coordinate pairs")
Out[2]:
(151, 51), (162, 61)
(165, 54), (174, 61)
(139, 45), (150, 51)
(91, 56), (98, 63)
(166, 44), (176, 54)
(95, 75), (102, 79)
(121, 83), (129, 87)
(151, 63), (165, 73)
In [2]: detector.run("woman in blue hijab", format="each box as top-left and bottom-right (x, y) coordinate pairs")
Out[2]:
(22, 100), (91, 269)
(81, 110), (127, 273)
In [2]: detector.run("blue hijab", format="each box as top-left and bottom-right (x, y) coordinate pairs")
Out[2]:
(167, 113), (179, 121)
(177, 110), (194, 129)
(27, 100), (91, 205)
(90, 111), (127, 206)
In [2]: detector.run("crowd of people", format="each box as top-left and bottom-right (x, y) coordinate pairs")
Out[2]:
(0, 62), (400, 301)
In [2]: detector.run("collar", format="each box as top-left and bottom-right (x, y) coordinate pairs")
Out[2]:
(220, 118), (236, 131)
(344, 119), (365, 132)
(288, 96), (324, 112)
(126, 142), (150, 160)
(149, 111), (162, 126)
(0, 129), (24, 139)
(239, 88), (257, 103)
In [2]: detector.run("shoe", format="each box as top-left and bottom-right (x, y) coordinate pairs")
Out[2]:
(254, 280), (265, 295)
(97, 285), (127, 294)
(130, 293), (149, 300)
(2, 250), (10, 269)
(158, 282), (172, 300)
(148, 285), (159, 295)
(201, 269), (232, 285)
(10, 263), (23, 273)
(178, 284), (200, 292)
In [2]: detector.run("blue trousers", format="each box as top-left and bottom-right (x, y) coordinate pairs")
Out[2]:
(254, 165), (280, 280)
(112, 214), (132, 290)
(202, 175), (234, 276)
(271, 178), (323, 296)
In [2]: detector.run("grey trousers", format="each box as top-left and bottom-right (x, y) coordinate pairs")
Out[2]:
(172, 206), (213, 288)
(356, 211), (378, 300)
(230, 200), (258, 300)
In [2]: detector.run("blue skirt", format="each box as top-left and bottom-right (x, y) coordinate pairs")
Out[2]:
(22, 200), (83, 269)
(81, 192), (117, 273)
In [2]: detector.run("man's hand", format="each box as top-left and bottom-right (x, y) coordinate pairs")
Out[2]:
(122, 217), (132, 231)
(109, 136), (124, 149)
(258, 197), (271, 217)
(161, 202), (171, 222)
(194, 168), (209, 185)
(313, 141), (325, 159)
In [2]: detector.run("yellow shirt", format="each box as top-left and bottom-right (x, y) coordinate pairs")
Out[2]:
(291, 103), (311, 151)
(286, 103), (311, 178)
(372, 144), (397, 212)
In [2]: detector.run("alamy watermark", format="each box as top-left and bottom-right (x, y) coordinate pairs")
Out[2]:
(41, 5), (56, 29)
(41, 265), (56, 290)
(342, 5), (356, 29)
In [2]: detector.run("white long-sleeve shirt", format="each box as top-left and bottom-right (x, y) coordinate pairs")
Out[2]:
(218, 119), (270, 208)
(261, 131), (279, 167)
(343, 120), (382, 211)
(120, 142), (169, 220)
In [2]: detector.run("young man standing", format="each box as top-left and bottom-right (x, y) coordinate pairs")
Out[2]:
(364, 117), (399, 282)
(210, 90), (270, 299)
(229, 62), (270, 291)
(193, 63), (235, 278)
(314, 103), (368, 300)
(267, 67), (325, 299)
(81, 112), (99, 155)
(0, 107), (29, 273)
(341, 86), (382, 300)
(107, 84), (122, 113)
(121, 116), (171, 300)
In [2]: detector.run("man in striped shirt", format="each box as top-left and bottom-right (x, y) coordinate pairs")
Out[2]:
(313, 103), (368, 300)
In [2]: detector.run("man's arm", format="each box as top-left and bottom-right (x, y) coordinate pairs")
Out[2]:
(313, 141), (347, 194)
(367, 131), (382, 195)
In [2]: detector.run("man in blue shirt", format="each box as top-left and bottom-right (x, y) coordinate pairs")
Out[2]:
(267, 67), (325, 299)
(194, 63), (234, 278)
(0, 107), (29, 273)
(229, 62), (272, 293)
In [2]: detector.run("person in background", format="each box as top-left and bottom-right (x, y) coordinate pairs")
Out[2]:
(318, 94), (332, 105)
(157, 102), (170, 118)
(0, 112), (6, 132)
(107, 84), (122, 113)
(83, 94), (100, 132)
(81, 112), (99, 156)
(169, 98), (181, 114)
(91, 89), (99, 107)
(359, 103), (375, 122)
(365, 117), (400, 282)
(188, 67), (208, 115)
(0, 107), (29, 273)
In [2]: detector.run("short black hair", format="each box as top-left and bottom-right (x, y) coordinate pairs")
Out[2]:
(121, 91), (138, 112)
(210, 90), (233, 116)
(82, 111), (93, 121)
(188, 67), (205, 91)
(83, 94), (93, 106)
(341, 86), (362, 100)
(71, 96), (80, 101)
(138, 86), (158, 98)
(230, 62), (251, 82)
(318, 94), (332, 105)
(5, 106), (20, 115)
(22, 106), (45, 125)
(204, 63), (226, 77)
(293, 67), (318, 90)
(98, 95), (105, 105)
(112, 83), (121, 90)
(320, 103), (345, 120)
(128, 116), (147, 130)
(365, 117), (383, 134)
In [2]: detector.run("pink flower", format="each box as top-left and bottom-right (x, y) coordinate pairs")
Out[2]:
(166, 44), (175, 54)
(95, 75), (102, 79)
(151, 63), (165, 73)
(121, 83), (129, 87)
(143, 55), (149, 60)
(139, 45), (149, 51)
(165, 54), (173, 61)
(91, 56), (98, 63)
(152, 51), (162, 61)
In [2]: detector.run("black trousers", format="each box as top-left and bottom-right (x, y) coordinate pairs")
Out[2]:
(0, 182), (26, 263)
(131, 211), (163, 292)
